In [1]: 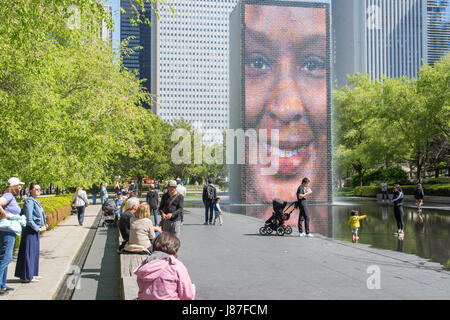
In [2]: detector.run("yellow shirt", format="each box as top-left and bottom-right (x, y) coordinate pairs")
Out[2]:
(348, 215), (367, 229)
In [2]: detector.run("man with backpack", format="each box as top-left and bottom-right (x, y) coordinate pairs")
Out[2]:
(202, 178), (216, 225)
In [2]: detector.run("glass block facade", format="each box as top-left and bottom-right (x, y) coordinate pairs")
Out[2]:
(364, 0), (427, 79)
(156, 0), (238, 131)
(120, 0), (152, 108)
(427, 0), (450, 65)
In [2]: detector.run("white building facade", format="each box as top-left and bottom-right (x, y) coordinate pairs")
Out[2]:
(154, 0), (238, 132)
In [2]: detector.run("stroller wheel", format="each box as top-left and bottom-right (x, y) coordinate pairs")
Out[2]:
(266, 227), (273, 234)
(276, 226), (285, 236)
(285, 226), (292, 235)
(259, 227), (267, 235)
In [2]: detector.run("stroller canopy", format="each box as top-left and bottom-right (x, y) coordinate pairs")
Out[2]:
(272, 199), (287, 214)
(102, 199), (116, 211)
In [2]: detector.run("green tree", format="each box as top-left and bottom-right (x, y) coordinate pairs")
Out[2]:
(333, 74), (388, 186)
(0, 0), (151, 188)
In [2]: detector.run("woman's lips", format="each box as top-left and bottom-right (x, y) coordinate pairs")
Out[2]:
(260, 139), (315, 176)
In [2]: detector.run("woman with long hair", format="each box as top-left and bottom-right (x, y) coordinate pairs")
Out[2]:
(391, 184), (405, 235)
(124, 203), (161, 254)
(14, 183), (48, 283)
(73, 186), (89, 226)
(414, 183), (424, 213)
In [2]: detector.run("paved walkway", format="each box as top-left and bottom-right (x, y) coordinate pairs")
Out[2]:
(0, 204), (101, 300)
(179, 207), (450, 300)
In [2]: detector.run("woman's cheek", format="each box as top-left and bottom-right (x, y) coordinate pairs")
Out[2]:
(245, 77), (273, 128)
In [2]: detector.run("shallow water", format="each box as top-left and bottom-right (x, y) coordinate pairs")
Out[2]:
(187, 199), (450, 270)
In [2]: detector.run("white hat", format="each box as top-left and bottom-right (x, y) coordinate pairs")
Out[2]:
(168, 180), (177, 187)
(8, 177), (25, 187)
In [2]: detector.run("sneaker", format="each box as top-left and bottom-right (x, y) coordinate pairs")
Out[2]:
(21, 278), (39, 283)
(306, 233), (314, 238)
(33, 276), (43, 280)
(4, 286), (14, 291)
(203, 222), (208, 225)
(0, 289), (9, 296)
(299, 232), (306, 237)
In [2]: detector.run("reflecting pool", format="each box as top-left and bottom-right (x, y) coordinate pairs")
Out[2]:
(220, 200), (450, 270)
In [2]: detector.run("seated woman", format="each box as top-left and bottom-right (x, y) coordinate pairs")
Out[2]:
(134, 232), (195, 300)
(124, 203), (161, 254)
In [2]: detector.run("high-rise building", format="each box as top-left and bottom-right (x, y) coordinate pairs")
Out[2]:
(120, 0), (153, 109)
(333, 0), (428, 85)
(426, 0), (450, 65)
(154, 0), (238, 131)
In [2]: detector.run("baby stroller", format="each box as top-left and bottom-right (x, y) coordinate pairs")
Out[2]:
(259, 199), (296, 236)
(101, 199), (117, 227)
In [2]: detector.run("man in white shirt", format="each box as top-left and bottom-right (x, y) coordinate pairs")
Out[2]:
(176, 179), (187, 225)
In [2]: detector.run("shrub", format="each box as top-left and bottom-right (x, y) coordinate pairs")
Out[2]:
(353, 185), (450, 197)
(14, 195), (73, 250)
(352, 167), (409, 187)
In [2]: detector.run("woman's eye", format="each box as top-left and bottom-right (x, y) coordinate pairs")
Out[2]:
(246, 56), (270, 70)
(301, 56), (326, 75)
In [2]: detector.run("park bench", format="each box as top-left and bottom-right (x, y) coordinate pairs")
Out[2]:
(120, 253), (147, 300)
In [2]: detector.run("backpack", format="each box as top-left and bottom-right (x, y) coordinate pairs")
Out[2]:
(206, 185), (214, 200)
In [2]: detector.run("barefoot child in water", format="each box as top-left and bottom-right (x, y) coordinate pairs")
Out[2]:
(348, 210), (367, 242)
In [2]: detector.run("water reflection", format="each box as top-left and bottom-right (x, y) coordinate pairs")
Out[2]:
(186, 199), (450, 270)
(330, 201), (450, 270)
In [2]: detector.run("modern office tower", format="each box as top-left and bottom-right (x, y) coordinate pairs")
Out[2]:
(426, 0), (450, 65)
(154, 0), (238, 131)
(333, 0), (428, 86)
(120, 0), (153, 109)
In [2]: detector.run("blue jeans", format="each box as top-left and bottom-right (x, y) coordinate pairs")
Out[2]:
(205, 201), (214, 223)
(382, 191), (389, 200)
(152, 209), (159, 226)
(77, 206), (86, 223)
(0, 231), (16, 289)
(101, 196), (108, 205)
(92, 194), (97, 205)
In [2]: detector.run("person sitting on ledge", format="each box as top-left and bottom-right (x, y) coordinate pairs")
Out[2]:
(124, 203), (161, 255)
(134, 232), (195, 300)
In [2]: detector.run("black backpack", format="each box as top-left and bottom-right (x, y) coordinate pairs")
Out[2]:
(206, 185), (215, 200)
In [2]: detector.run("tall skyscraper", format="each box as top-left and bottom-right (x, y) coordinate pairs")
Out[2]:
(154, 0), (238, 131)
(426, 0), (450, 65)
(120, 0), (153, 108)
(333, 0), (428, 85)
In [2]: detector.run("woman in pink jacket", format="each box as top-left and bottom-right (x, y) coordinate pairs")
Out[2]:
(134, 232), (195, 300)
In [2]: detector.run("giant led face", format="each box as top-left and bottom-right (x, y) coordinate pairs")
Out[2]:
(244, 4), (329, 203)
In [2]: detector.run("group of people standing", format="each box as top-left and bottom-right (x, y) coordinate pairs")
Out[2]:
(381, 180), (426, 238)
(0, 177), (47, 296)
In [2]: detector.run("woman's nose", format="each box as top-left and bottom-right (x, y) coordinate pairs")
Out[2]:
(268, 72), (306, 123)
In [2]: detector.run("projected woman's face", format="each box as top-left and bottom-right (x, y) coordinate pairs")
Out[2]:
(244, 5), (328, 203)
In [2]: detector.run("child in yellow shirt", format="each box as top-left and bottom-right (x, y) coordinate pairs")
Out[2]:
(348, 210), (367, 242)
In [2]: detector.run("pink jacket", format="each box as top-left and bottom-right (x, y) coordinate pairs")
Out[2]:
(133, 251), (195, 300)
